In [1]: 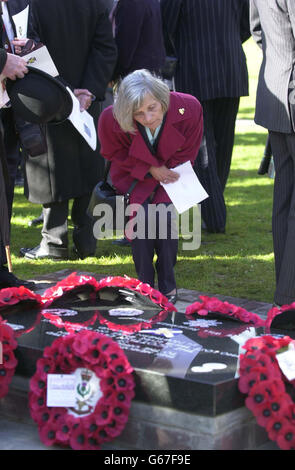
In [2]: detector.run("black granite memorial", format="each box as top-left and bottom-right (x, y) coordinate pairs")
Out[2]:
(1, 284), (291, 418)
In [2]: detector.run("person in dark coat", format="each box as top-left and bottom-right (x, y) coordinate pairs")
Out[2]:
(0, 0), (35, 288)
(19, 0), (117, 260)
(109, 0), (166, 247)
(98, 69), (203, 303)
(111, 0), (166, 82)
(250, 0), (295, 306)
(160, 0), (250, 233)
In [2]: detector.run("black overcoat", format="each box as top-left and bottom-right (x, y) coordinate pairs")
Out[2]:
(160, 0), (250, 101)
(25, 0), (117, 204)
(112, 0), (166, 80)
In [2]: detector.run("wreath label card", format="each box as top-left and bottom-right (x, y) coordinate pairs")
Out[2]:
(46, 374), (76, 407)
(67, 368), (103, 418)
(276, 346), (295, 381)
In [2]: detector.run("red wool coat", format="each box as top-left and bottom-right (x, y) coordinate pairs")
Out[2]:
(98, 92), (203, 205)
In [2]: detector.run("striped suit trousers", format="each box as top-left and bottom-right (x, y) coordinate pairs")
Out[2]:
(269, 131), (295, 305)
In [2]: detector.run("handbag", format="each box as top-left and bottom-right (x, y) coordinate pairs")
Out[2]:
(87, 160), (137, 229)
(14, 117), (47, 157)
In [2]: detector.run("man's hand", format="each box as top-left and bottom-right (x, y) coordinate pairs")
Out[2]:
(74, 88), (93, 111)
(11, 38), (33, 55)
(2, 53), (28, 80)
(149, 165), (180, 184)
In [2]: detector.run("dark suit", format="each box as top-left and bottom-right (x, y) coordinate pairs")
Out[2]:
(22, 0), (117, 258)
(161, 0), (250, 232)
(0, 0), (33, 264)
(112, 0), (166, 81)
(250, 0), (295, 305)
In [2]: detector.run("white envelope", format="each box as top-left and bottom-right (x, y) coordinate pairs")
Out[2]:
(161, 161), (209, 214)
(66, 87), (97, 151)
(12, 6), (29, 39)
(22, 45), (59, 77)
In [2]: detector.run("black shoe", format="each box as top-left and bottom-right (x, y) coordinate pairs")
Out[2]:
(166, 291), (178, 304)
(19, 245), (68, 260)
(0, 268), (35, 290)
(112, 237), (131, 247)
(73, 246), (95, 260)
(28, 213), (44, 227)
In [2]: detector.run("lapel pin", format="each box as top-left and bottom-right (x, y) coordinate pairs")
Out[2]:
(178, 108), (185, 115)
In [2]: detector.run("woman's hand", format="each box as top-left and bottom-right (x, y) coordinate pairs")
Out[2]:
(149, 165), (179, 184)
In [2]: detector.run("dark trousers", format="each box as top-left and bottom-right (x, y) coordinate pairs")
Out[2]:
(194, 97), (240, 232)
(41, 194), (96, 256)
(269, 131), (295, 305)
(0, 109), (21, 265)
(130, 202), (178, 295)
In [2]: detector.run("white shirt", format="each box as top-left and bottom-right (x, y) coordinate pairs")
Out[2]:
(1, 1), (14, 52)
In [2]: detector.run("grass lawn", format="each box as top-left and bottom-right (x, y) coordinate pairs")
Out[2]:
(9, 38), (276, 304)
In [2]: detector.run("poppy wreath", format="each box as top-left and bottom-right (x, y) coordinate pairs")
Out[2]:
(238, 334), (295, 450)
(185, 295), (265, 327)
(0, 319), (18, 399)
(0, 286), (42, 311)
(41, 272), (100, 307)
(94, 275), (176, 334)
(40, 273), (175, 334)
(29, 329), (135, 450)
(265, 302), (295, 330)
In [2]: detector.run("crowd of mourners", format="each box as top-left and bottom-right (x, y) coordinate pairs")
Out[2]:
(0, 0), (294, 308)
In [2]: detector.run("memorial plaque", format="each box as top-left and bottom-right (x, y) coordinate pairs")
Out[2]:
(2, 285), (290, 416)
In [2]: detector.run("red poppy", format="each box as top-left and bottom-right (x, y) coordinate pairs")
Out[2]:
(238, 368), (265, 394)
(1, 349), (17, 369)
(277, 423), (295, 450)
(0, 320), (18, 399)
(266, 416), (290, 442)
(39, 422), (60, 447)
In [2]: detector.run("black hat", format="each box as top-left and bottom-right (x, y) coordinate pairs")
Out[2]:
(7, 66), (73, 124)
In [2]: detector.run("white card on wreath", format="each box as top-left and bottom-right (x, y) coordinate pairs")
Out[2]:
(46, 374), (76, 407)
(276, 347), (295, 381)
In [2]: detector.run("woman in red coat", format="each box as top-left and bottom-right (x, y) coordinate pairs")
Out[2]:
(98, 69), (203, 303)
